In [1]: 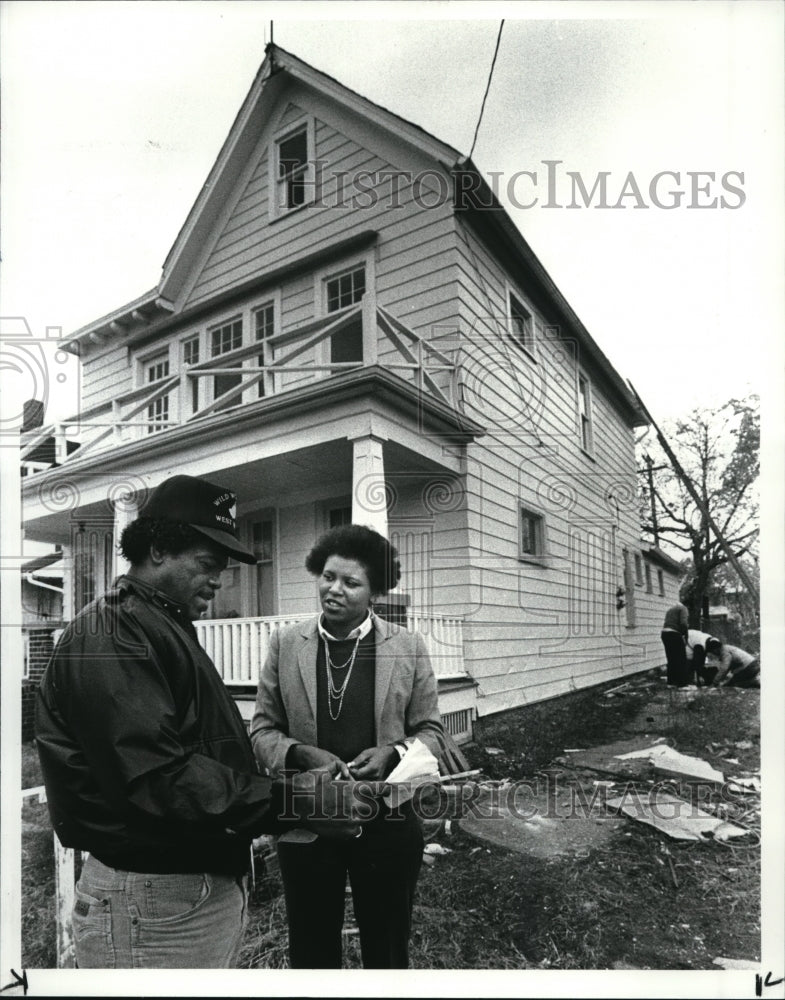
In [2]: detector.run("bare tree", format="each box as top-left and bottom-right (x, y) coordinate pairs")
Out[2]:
(638, 396), (759, 628)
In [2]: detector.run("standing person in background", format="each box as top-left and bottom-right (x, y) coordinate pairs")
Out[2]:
(705, 637), (760, 688)
(661, 602), (690, 686)
(36, 475), (363, 970)
(251, 524), (443, 969)
(686, 627), (717, 687)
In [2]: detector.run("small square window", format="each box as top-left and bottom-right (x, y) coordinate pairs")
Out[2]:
(519, 506), (546, 560)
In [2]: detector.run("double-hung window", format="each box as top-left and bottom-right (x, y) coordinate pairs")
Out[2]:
(145, 352), (170, 433)
(519, 505), (547, 562)
(508, 290), (536, 358)
(182, 335), (200, 413)
(210, 318), (243, 411)
(254, 302), (275, 398)
(578, 372), (594, 454)
(276, 127), (308, 211)
(325, 265), (365, 365)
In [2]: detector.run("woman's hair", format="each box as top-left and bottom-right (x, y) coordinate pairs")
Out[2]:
(120, 517), (206, 566)
(705, 637), (723, 655)
(305, 524), (401, 596)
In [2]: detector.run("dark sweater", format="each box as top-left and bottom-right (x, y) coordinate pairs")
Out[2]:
(316, 632), (376, 763)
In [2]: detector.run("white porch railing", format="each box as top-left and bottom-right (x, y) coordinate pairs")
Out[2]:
(193, 612), (466, 683)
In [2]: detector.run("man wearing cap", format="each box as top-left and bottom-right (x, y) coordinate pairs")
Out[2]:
(36, 475), (363, 969)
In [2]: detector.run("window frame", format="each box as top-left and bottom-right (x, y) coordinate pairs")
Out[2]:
(644, 561), (653, 594)
(505, 282), (538, 361)
(322, 498), (353, 531)
(634, 553), (644, 587)
(252, 292), (281, 398)
(269, 115), (317, 220)
(517, 503), (548, 565)
(657, 568), (665, 597)
(180, 333), (203, 415)
(577, 369), (595, 456)
(314, 254), (375, 370)
(143, 349), (171, 434)
(208, 315), (244, 411)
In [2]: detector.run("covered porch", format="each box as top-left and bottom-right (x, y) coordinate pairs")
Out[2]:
(22, 366), (482, 738)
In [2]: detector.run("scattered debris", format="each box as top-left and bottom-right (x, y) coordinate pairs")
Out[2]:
(605, 791), (750, 842)
(713, 957), (759, 970)
(483, 747), (506, 756)
(727, 775), (761, 794)
(615, 743), (724, 784)
(424, 843), (452, 856)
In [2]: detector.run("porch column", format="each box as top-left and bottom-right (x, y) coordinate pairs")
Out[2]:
(112, 496), (139, 579)
(350, 433), (388, 538)
(61, 542), (74, 622)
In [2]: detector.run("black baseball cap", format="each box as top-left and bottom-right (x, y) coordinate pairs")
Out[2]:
(141, 475), (257, 564)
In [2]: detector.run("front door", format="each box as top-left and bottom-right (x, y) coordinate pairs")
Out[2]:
(251, 511), (276, 617)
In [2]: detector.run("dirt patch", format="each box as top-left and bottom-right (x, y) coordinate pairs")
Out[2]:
(458, 781), (624, 859)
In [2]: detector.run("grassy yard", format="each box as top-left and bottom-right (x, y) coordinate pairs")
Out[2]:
(20, 670), (761, 970)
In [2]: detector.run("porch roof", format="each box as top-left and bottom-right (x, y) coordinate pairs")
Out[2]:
(21, 367), (484, 540)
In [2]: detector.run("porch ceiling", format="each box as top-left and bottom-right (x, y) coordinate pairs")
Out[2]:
(22, 425), (461, 544)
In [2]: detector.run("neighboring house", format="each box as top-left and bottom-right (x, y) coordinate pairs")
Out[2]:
(20, 44), (679, 739)
(21, 551), (64, 740)
(621, 544), (683, 639)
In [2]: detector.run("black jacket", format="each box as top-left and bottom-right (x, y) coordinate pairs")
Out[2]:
(36, 575), (285, 875)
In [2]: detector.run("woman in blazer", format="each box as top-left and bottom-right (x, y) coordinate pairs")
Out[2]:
(250, 524), (443, 969)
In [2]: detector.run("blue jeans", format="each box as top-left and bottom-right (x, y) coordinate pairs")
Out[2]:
(73, 854), (248, 968)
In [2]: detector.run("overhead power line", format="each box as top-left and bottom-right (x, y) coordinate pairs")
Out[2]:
(469, 20), (505, 161)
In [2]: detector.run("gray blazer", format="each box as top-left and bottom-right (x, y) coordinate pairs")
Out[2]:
(250, 615), (443, 777)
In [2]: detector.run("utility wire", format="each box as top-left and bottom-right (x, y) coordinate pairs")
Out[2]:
(468, 20), (505, 161)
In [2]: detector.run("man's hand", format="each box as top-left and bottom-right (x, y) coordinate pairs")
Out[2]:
(347, 744), (399, 780)
(289, 765), (366, 840)
(288, 743), (352, 778)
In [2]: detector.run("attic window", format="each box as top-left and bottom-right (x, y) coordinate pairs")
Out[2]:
(277, 127), (308, 210)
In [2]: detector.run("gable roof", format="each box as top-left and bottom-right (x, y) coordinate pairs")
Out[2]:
(62, 43), (644, 424)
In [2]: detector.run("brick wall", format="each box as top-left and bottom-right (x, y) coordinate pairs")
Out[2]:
(22, 626), (59, 742)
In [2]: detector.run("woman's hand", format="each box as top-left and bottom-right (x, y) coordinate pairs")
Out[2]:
(287, 743), (352, 778)
(347, 745), (399, 780)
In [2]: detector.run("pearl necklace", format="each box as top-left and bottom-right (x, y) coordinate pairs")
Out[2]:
(323, 635), (362, 721)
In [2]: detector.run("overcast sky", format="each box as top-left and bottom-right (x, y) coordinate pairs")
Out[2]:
(1, 0), (783, 428)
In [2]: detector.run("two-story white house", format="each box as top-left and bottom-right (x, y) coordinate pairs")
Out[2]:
(21, 44), (681, 739)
